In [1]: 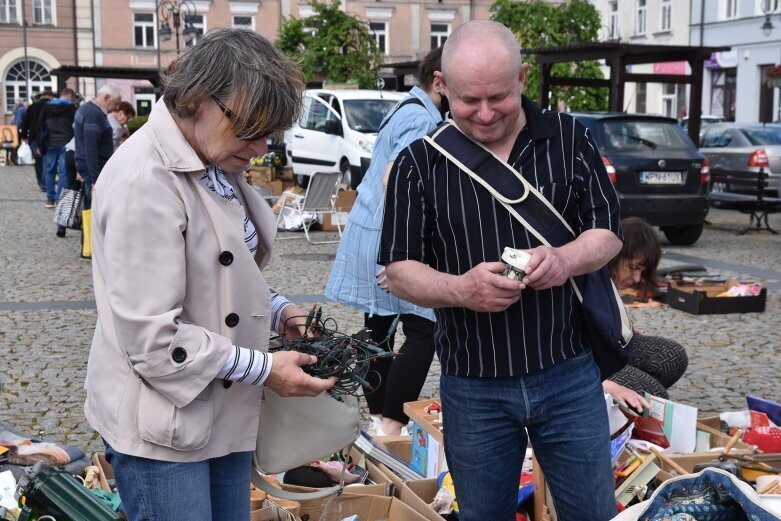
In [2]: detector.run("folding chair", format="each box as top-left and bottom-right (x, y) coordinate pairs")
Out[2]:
(276, 171), (343, 244)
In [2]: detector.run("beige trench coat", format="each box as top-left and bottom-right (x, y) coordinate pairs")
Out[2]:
(84, 99), (277, 462)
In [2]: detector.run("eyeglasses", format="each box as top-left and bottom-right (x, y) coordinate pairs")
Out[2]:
(210, 95), (268, 142)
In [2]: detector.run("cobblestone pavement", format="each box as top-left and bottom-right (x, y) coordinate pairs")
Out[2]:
(1, 164), (779, 457)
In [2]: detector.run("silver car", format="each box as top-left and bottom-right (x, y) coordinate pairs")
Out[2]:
(699, 123), (781, 196)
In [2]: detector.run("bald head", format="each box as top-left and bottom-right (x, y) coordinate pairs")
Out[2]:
(441, 20), (522, 78)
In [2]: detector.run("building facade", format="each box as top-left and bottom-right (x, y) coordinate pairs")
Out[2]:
(3, 0), (493, 123)
(0, 0), (92, 122)
(690, 0), (781, 123)
(589, 0), (692, 118)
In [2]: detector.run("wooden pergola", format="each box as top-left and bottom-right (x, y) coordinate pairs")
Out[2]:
(50, 65), (162, 91)
(525, 42), (731, 144)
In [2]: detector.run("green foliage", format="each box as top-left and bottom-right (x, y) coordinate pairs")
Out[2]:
(127, 115), (148, 135)
(491, 0), (608, 112)
(277, 0), (383, 88)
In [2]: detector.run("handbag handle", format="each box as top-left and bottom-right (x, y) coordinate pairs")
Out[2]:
(250, 458), (344, 501)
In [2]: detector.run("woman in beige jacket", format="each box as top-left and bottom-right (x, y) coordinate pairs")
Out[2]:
(83, 29), (334, 521)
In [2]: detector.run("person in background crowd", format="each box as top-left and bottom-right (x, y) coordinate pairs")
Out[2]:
(12, 98), (28, 130)
(603, 217), (688, 410)
(325, 47), (446, 436)
(83, 29), (334, 521)
(55, 136), (79, 239)
(10, 98), (28, 165)
(20, 90), (54, 192)
(107, 101), (136, 151)
(73, 84), (122, 212)
(39, 88), (77, 208)
(379, 20), (622, 520)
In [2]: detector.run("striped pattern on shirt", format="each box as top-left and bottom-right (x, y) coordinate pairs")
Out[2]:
(378, 96), (622, 378)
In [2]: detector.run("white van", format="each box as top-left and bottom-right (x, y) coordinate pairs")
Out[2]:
(284, 89), (404, 188)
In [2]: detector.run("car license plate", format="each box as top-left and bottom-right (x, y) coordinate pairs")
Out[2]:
(640, 171), (684, 185)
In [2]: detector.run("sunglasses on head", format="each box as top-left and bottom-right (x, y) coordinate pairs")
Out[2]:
(210, 95), (268, 142)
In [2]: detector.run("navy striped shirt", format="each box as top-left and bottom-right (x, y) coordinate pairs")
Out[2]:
(378, 96), (622, 378)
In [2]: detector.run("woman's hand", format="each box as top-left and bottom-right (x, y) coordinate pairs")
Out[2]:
(265, 351), (336, 397)
(603, 380), (650, 413)
(278, 304), (314, 342)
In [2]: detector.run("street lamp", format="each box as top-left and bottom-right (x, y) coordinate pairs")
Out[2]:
(158, 0), (197, 55)
(760, 0), (778, 37)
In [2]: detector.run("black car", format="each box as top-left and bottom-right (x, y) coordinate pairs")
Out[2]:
(571, 113), (710, 245)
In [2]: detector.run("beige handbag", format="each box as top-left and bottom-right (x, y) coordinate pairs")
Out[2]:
(251, 388), (360, 500)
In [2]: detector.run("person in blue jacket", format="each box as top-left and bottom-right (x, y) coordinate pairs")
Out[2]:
(325, 47), (447, 436)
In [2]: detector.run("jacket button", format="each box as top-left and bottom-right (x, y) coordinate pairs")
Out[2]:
(225, 313), (240, 328)
(223, 380), (233, 389)
(171, 347), (187, 363)
(219, 251), (234, 266)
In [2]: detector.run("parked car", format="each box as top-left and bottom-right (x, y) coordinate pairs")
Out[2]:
(572, 113), (710, 245)
(699, 123), (781, 196)
(284, 89), (405, 188)
(679, 115), (727, 133)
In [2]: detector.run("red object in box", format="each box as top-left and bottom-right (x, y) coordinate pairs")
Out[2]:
(743, 426), (781, 452)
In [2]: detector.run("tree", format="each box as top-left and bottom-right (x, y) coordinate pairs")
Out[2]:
(277, 0), (383, 88)
(491, 0), (608, 111)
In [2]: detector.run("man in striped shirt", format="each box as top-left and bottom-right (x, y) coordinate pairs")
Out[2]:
(379, 20), (622, 521)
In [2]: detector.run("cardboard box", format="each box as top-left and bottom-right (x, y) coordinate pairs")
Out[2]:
(666, 280), (766, 314)
(399, 479), (447, 521)
(297, 493), (427, 521)
(404, 400), (447, 479)
(91, 453), (115, 493)
(316, 189), (357, 232)
(276, 166), (294, 181)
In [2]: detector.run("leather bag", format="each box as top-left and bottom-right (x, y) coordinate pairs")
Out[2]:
(251, 388), (360, 500)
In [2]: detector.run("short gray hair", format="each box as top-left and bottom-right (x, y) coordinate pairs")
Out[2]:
(442, 20), (522, 76)
(98, 83), (122, 100)
(163, 28), (305, 139)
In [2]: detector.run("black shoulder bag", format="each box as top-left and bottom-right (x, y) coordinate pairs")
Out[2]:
(424, 121), (633, 380)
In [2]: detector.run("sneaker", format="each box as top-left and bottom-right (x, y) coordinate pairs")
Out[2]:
(44, 200), (55, 208)
(56, 225), (66, 238)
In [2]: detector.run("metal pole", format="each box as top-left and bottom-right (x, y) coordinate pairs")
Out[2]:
(156, 0), (161, 72)
(21, 0), (31, 98)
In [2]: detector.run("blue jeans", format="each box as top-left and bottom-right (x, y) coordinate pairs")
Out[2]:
(43, 146), (67, 202)
(104, 443), (252, 521)
(440, 349), (617, 521)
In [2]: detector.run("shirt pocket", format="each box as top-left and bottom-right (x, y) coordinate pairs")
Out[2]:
(137, 383), (214, 451)
(537, 182), (576, 222)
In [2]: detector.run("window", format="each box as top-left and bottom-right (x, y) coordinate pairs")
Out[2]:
(133, 12), (156, 48)
(1, 0), (18, 23)
(660, 0), (672, 31)
(725, 0), (738, 18)
(636, 83), (646, 113)
(661, 83), (678, 118)
(4, 60), (51, 113)
(608, 1), (619, 39)
(635, 0), (646, 35)
(232, 15), (253, 29)
(184, 14), (205, 47)
(431, 23), (449, 49)
(370, 22), (387, 55)
(32, 0), (53, 24)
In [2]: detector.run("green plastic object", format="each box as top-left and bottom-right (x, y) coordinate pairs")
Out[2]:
(19, 464), (122, 521)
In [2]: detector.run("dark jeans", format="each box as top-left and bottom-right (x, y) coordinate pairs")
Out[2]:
(440, 349), (617, 521)
(363, 313), (436, 424)
(30, 140), (44, 188)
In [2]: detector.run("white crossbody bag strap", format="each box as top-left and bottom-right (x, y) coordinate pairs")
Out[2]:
(424, 129), (586, 302)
